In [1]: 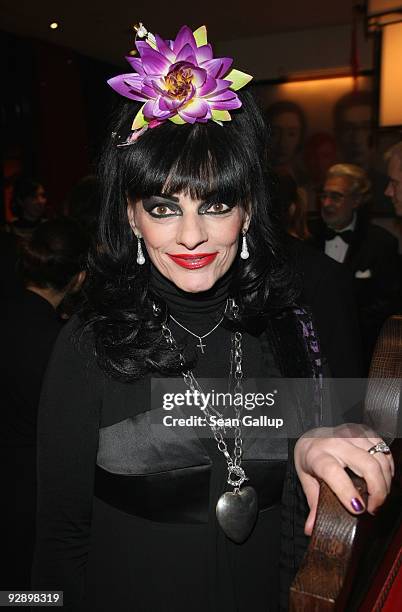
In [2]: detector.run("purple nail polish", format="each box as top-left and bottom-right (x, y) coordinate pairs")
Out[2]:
(351, 497), (364, 512)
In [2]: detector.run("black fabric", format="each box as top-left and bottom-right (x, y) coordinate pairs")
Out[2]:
(309, 211), (400, 368)
(287, 237), (364, 378)
(32, 313), (290, 612)
(0, 290), (63, 446)
(322, 227), (354, 244)
(150, 262), (232, 325)
(0, 289), (63, 590)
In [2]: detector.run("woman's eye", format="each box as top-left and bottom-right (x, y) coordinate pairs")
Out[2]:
(207, 203), (231, 214)
(150, 205), (178, 217)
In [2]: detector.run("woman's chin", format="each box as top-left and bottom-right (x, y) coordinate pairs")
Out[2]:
(172, 272), (217, 294)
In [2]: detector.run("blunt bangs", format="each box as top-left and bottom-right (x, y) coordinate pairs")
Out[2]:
(121, 117), (254, 207)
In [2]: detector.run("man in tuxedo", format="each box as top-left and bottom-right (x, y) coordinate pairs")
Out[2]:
(309, 163), (400, 369)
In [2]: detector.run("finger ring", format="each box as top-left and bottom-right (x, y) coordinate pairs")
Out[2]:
(367, 441), (391, 455)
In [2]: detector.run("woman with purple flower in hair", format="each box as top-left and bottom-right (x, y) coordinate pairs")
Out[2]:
(32, 24), (393, 612)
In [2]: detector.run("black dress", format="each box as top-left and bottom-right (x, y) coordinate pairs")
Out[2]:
(32, 274), (317, 611)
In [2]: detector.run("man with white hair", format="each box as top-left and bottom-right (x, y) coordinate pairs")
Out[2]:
(310, 163), (399, 368)
(374, 141), (402, 253)
(385, 141), (402, 218)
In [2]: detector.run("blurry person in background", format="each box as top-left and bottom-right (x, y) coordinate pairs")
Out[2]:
(60, 175), (100, 318)
(372, 140), (402, 253)
(0, 178), (48, 297)
(309, 163), (400, 367)
(304, 132), (337, 212)
(0, 218), (88, 591)
(265, 100), (308, 186)
(334, 91), (391, 214)
(384, 141), (402, 217)
(275, 172), (363, 378)
(334, 91), (373, 170)
(276, 172), (311, 240)
(10, 177), (48, 241)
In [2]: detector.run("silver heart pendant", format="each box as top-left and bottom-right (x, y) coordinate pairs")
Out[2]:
(216, 486), (258, 544)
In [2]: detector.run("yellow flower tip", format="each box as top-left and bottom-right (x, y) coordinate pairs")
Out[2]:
(211, 109), (231, 122)
(226, 69), (253, 91)
(193, 25), (208, 47)
(169, 114), (186, 125)
(132, 106), (147, 130)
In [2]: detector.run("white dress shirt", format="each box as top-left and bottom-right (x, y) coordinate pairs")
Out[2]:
(324, 214), (357, 263)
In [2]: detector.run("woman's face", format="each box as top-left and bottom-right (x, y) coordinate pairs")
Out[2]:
(128, 192), (249, 293)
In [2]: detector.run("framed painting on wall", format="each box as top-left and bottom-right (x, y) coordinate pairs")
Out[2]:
(251, 73), (399, 216)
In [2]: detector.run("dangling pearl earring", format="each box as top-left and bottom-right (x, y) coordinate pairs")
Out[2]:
(136, 234), (145, 265)
(240, 230), (249, 260)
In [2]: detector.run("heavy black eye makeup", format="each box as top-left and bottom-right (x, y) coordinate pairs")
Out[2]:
(141, 195), (237, 218)
(198, 201), (236, 215)
(142, 196), (181, 218)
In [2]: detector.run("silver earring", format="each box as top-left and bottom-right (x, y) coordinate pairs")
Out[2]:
(240, 231), (249, 260)
(136, 235), (145, 265)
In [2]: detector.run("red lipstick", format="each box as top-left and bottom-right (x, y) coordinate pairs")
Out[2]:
(167, 252), (218, 269)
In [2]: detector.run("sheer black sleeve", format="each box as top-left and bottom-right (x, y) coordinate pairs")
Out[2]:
(31, 317), (102, 611)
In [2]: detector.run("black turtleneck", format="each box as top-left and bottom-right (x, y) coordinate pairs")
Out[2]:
(150, 263), (232, 334)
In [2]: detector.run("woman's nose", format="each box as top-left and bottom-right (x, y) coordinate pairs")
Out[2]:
(176, 213), (208, 250)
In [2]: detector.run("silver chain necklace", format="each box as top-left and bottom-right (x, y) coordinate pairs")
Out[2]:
(154, 298), (258, 543)
(169, 307), (226, 354)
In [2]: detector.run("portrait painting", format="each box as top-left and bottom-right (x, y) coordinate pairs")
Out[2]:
(252, 75), (400, 216)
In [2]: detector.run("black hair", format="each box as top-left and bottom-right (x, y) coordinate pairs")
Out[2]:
(12, 177), (43, 217)
(20, 218), (88, 292)
(81, 90), (299, 381)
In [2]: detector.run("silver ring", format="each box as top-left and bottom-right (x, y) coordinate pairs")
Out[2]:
(367, 441), (391, 455)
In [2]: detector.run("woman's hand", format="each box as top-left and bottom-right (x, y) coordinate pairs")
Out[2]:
(294, 423), (395, 536)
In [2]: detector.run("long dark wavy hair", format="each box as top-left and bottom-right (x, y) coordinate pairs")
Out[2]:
(80, 90), (299, 381)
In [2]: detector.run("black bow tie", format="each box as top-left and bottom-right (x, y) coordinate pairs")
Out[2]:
(324, 228), (354, 244)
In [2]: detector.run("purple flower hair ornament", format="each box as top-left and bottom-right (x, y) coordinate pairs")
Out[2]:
(107, 23), (253, 141)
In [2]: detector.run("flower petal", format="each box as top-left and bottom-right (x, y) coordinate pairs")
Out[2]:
(199, 77), (230, 97)
(173, 25), (197, 55)
(141, 47), (171, 76)
(181, 97), (210, 119)
(154, 34), (176, 62)
(107, 75), (148, 101)
(198, 75), (218, 96)
(169, 114), (186, 125)
(159, 96), (182, 112)
(211, 109), (231, 122)
(175, 44), (197, 64)
(191, 66), (207, 88)
(193, 25), (208, 47)
(132, 105), (147, 130)
(209, 96), (241, 110)
(125, 56), (145, 75)
(141, 82), (157, 98)
(195, 44), (213, 64)
(177, 110), (197, 124)
(225, 69), (253, 91)
(201, 57), (233, 79)
(143, 98), (172, 120)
